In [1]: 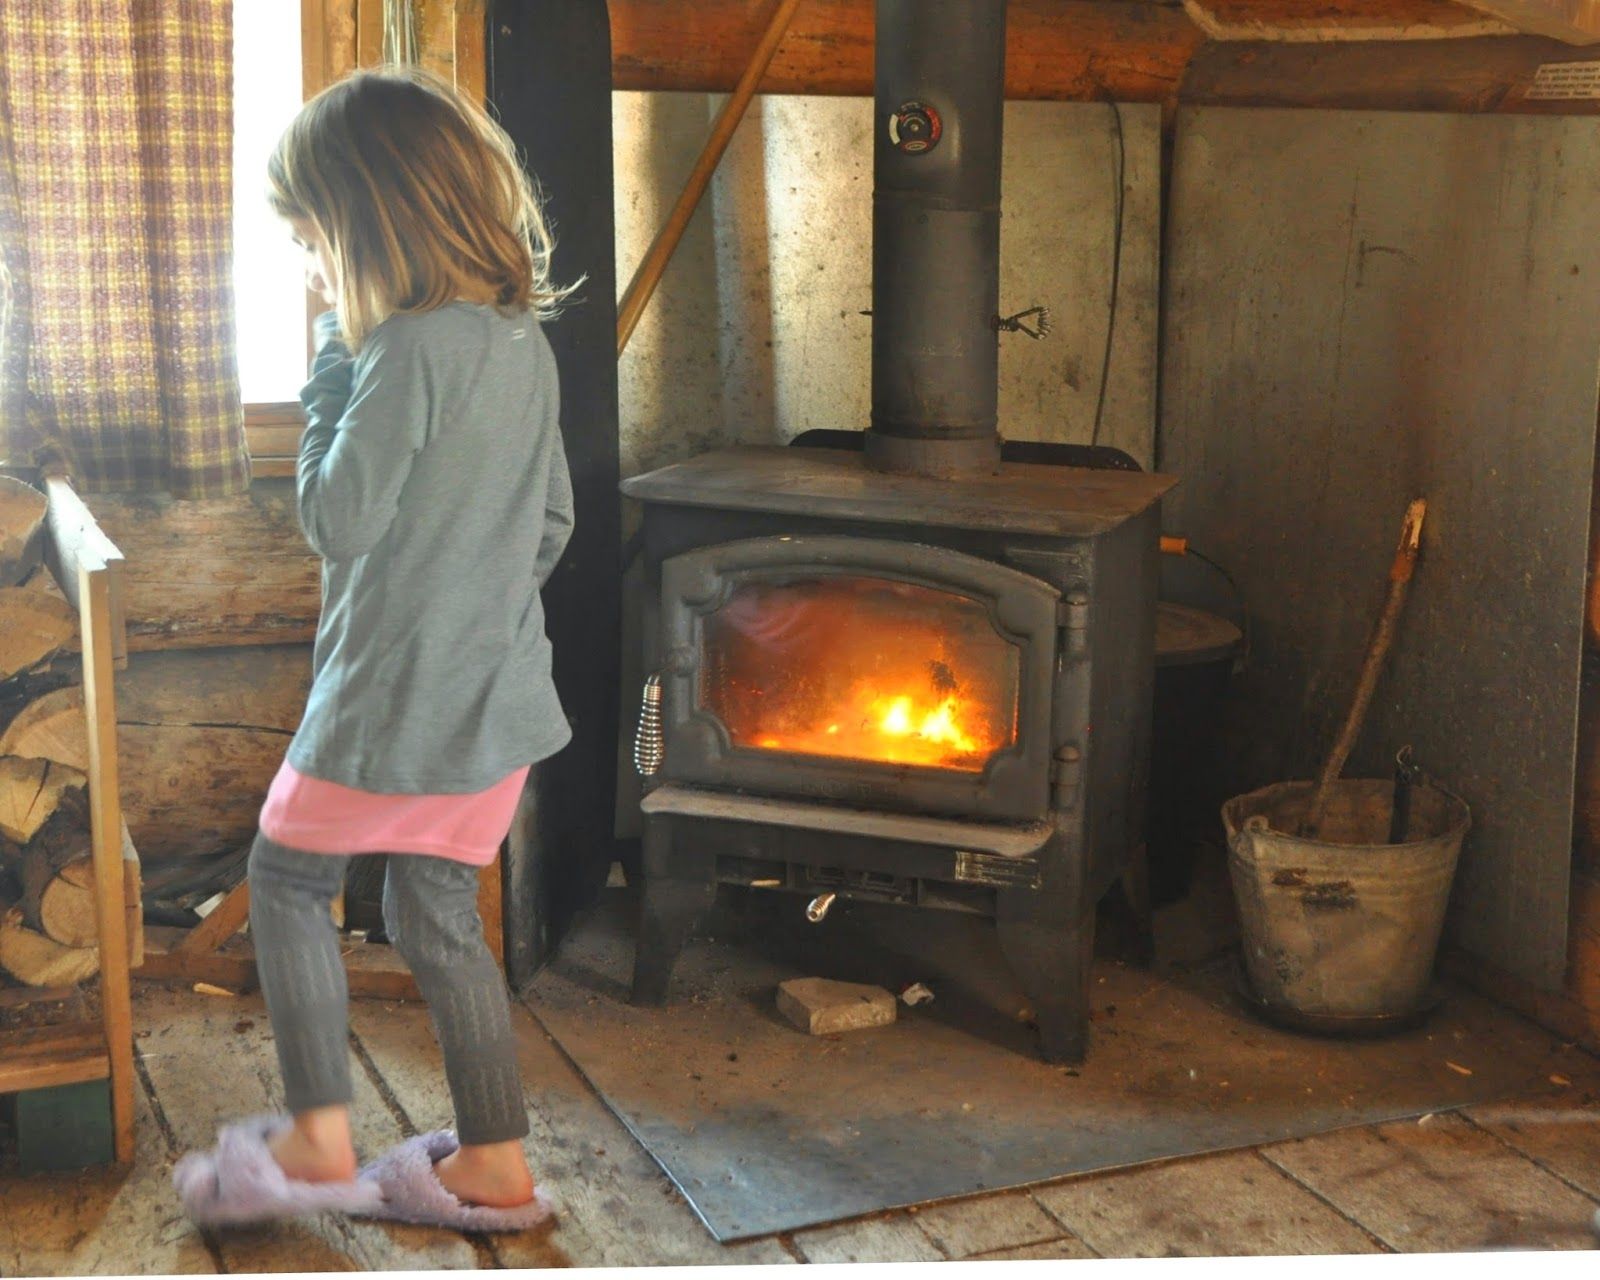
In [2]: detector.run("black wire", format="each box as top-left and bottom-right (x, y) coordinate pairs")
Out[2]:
(1089, 96), (1126, 451)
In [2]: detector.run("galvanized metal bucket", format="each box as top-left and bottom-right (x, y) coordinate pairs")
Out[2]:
(1222, 779), (1470, 1019)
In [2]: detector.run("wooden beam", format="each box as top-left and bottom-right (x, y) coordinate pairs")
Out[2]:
(136, 926), (423, 1001)
(1453, 0), (1600, 43)
(174, 881), (251, 956)
(1184, 0), (1517, 41)
(0, 1022), (110, 1094)
(606, 0), (1600, 112)
(1181, 35), (1600, 112)
(0, 982), (82, 1010)
(609, 0), (1203, 101)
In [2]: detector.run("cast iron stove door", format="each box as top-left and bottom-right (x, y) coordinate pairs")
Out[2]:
(658, 536), (1058, 821)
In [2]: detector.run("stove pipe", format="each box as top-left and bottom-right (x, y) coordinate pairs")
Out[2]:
(865, 0), (1008, 478)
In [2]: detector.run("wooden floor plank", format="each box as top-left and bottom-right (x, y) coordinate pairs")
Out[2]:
(794, 1213), (947, 1263)
(134, 985), (478, 1273)
(0, 1079), (216, 1276)
(348, 995), (792, 1267)
(1262, 1111), (1600, 1252)
(10, 983), (1597, 1269)
(1464, 1093), (1600, 1201)
(974, 1237), (1099, 1260)
(1031, 1149), (1383, 1258)
(911, 1191), (1077, 1259)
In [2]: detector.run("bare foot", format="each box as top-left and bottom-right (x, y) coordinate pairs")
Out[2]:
(435, 1139), (536, 1208)
(268, 1105), (358, 1183)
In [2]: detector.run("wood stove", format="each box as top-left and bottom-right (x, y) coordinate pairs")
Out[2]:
(621, 0), (1174, 1061)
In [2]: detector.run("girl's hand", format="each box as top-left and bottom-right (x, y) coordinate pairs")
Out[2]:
(312, 310), (350, 360)
(302, 311), (356, 435)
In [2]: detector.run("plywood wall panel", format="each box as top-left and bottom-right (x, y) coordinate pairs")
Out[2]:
(1161, 106), (1600, 988)
(615, 94), (1162, 479)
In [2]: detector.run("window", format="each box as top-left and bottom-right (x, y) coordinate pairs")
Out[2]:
(233, 1), (309, 407)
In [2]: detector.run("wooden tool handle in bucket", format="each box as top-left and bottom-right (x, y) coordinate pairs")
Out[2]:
(1301, 498), (1427, 838)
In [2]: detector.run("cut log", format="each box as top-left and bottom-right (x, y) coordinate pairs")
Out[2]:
(0, 684), (88, 770)
(30, 859), (98, 949)
(3, 787), (95, 946)
(0, 585), (77, 682)
(0, 758), (87, 844)
(0, 908), (97, 986)
(0, 670), (74, 737)
(0, 475), (47, 588)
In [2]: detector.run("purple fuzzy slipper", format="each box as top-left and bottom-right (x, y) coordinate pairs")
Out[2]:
(355, 1130), (555, 1232)
(172, 1114), (385, 1226)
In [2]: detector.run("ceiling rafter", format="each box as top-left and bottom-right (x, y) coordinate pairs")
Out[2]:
(1450, 0), (1600, 43)
(1183, 0), (1516, 42)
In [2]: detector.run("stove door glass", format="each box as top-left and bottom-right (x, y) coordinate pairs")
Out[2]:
(700, 575), (1020, 772)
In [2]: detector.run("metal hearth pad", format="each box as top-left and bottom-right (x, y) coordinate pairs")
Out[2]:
(523, 888), (1594, 1242)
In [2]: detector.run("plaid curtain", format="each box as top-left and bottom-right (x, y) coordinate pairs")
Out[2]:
(0, 0), (249, 497)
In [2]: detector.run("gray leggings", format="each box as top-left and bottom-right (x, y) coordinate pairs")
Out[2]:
(247, 834), (528, 1146)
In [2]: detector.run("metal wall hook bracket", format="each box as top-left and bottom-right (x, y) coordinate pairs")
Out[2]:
(995, 305), (1052, 339)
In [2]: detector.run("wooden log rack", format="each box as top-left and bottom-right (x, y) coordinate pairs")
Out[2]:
(0, 477), (138, 1162)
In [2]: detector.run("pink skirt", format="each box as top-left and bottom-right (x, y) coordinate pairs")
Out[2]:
(259, 760), (530, 867)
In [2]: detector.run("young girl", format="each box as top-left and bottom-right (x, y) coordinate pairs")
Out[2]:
(173, 67), (574, 1232)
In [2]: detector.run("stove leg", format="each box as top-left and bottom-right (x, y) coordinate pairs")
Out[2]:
(996, 892), (1095, 1064)
(630, 813), (718, 1007)
(1118, 841), (1155, 969)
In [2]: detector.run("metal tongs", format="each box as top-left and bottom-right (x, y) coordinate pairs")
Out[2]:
(1388, 745), (1424, 844)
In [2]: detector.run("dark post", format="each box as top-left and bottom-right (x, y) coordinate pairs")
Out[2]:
(488, 0), (622, 985)
(865, 0), (1008, 477)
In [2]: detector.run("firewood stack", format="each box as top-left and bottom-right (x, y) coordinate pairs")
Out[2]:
(0, 476), (135, 988)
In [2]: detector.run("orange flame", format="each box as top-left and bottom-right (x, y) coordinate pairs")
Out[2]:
(872, 694), (978, 754)
(706, 579), (1017, 773)
(753, 682), (995, 769)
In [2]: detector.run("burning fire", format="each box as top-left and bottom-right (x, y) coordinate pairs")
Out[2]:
(875, 694), (978, 753)
(751, 665), (996, 769)
(705, 577), (1017, 773)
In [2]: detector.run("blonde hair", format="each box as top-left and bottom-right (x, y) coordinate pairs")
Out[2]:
(267, 67), (571, 349)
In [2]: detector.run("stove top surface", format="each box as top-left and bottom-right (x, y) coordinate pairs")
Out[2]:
(622, 446), (1177, 538)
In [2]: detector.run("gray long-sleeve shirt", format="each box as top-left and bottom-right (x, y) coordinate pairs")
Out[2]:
(285, 303), (573, 793)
